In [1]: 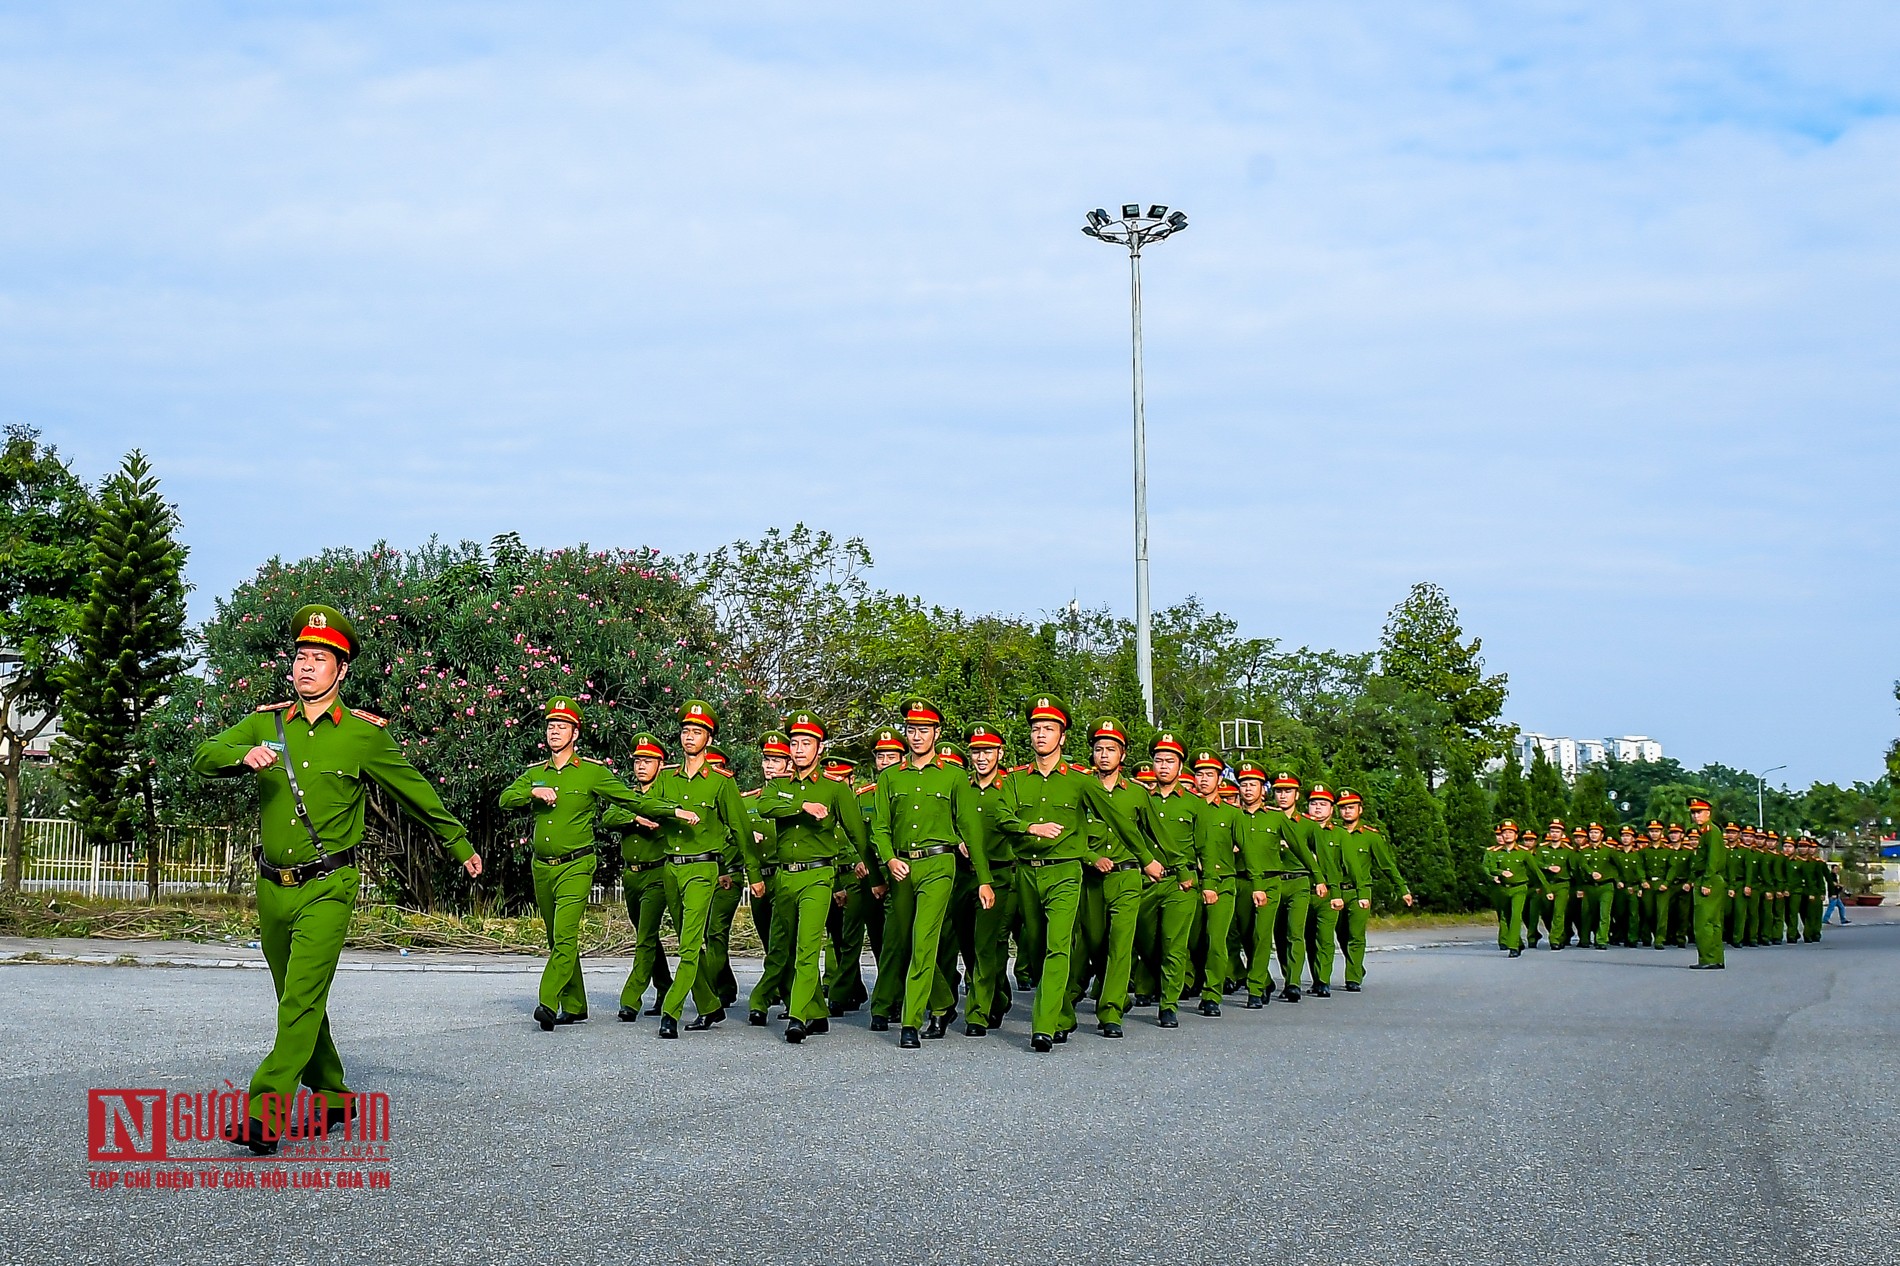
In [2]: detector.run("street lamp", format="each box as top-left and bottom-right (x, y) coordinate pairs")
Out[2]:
(1083, 203), (1188, 724)
(1757, 764), (1788, 828)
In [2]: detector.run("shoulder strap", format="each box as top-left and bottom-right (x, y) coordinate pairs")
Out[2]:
(275, 709), (326, 854)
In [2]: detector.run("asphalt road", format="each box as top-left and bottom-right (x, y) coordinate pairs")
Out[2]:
(3, 915), (1894, 1266)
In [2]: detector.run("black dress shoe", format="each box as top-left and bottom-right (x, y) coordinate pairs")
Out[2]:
(785, 1019), (807, 1044)
(1157, 1009), (1178, 1028)
(923, 1015), (947, 1039)
(1343, 982), (1361, 993)
(658, 1014), (678, 1038)
(1245, 995), (1264, 1009)
(776, 1011), (792, 1021)
(963, 1022), (988, 1037)
(222, 1116), (278, 1156)
(1199, 999), (1222, 1017)
(1508, 948), (1522, 958)
(748, 1009), (767, 1026)
(1133, 993), (1156, 1008)
(555, 1010), (586, 1024)
(805, 1017), (829, 1035)
(1030, 1033), (1053, 1052)
(828, 1004), (848, 1017)
(1281, 986), (1301, 1003)
(899, 1027), (921, 1049)
(684, 1012), (722, 1032)
(1053, 1029), (1070, 1044)
(617, 1006), (639, 1022)
(645, 1003), (663, 1016)
(1310, 984), (1331, 998)
(869, 1015), (890, 1032)
(533, 1004), (557, 1032)
(1098, 1021), (1123, 1038)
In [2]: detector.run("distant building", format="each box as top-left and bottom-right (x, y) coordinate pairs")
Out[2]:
(1511, 732), (1663, 782)
(0, 650), (63, 761)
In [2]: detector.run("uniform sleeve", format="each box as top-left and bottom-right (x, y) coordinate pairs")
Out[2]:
(716, 776), (753, 878)
(191, 713), (265, 778)
(498, 767), (539, 811)
(361, 726), (473, 863)
(1194, 808), (1227, 885)
(870, 773), (898, 866)
(829, 778), (871, 870)
(1123, 795), (1161, 868)
(1370, 831), (1410, 895)
(1078, 777), (1150, 866)
(1238, 820), (1272, 895)
(592, 767), (677, 819)
(953, 780), (994, 888)
(1282, 819), (1320, 879)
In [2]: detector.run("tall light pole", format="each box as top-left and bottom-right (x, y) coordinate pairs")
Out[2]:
(1757, 764), (1787, 828)
(1084, 203), (1187, 725)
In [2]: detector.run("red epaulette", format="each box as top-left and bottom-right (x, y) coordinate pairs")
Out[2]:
(349, 708), (388, 727)
(254, 701), (293, 713)
(581, 755), (606, 764)
(742, 787), (762, 800)
(855, 783), (877, 796)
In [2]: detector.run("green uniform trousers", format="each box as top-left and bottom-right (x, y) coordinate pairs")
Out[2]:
(963, 866), (1019, 1028)
(1071, 866), (1143, 1024)
(1016, 860), (1083, 1036)
(661, 860), (720, 1020)
(1541, 886), (1571, 947)
(618, 864), (675, 1011)
(1579, 883), (1614, 947)
(1198, 879), (1237, 1002)
(1671, 889), (1694, 946)
(250, 866), (360, 1133)
(1799, 893), (1823, 942)
(1275, 882), (1312, 991)
(1134, 879), (1197, 1011)
(763, 867), (836, 1023)
(870, 852), (957, 1030)
(1694, 886), (1727, 967)
(534, 853), (596, 1014)
(748, 874), (794, 1011)
(1496, 884), (1528, 952)
(1307, 898), (1342, 987)
(704, 879), (743, 1009)
(1243, 882), (1284, 996)
(929, 868), (983, 1016)
(1336, 895), (1373, 985)
(826, 873), (874, 1011)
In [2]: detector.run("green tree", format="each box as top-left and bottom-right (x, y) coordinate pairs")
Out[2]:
(56, 452), (191, 899)
(1492, 746), (1533, 828)
(1376, 582), (1510, 775)
(1379, 745), (1457, 910)
(1571, 768), (1617, 828)
(1642, 783), (1700, 829)
(0, 425), (97, 891)
(1440, 750), (1493, 908)
(1527, 745), (1571, 828)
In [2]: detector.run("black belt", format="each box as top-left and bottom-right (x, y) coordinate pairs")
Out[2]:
(667, 851), (722, 865)
(536, 845), (596, 866)
(759, 864), (778, 878)
(899, 845), (954, 861)
(779, 860), (837, 874)
(622, 859), (663, 875)
(256, 846), (357, 888)
(1022, 857), (1081, 869)
(989, 860), (1016, 872)
(1110, 860), (1145, 872)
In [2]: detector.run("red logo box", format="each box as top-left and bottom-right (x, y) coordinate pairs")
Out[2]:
(88, 1090), (169, 1161)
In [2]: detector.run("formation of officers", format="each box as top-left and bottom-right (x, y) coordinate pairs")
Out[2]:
(1483, 815), (1832, 967)
(511, 693), (1418, 1052)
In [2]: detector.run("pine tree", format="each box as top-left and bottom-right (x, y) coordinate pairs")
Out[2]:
(1493, 747), (1533, 828)
(57, 452), (190, 900)
(1571, 769), (1617, 829)
(1527, 745), (1571, 830)
(1381, 744), (1457, 910)
(1441, 750), (1493, 909)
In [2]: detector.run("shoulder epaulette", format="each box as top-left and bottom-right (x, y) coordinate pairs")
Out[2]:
(581, 755), (606, 765)
(855, 783), (877, 796)
(1066, 762), (1089, 775)
(1009, 763), (1032, 774)
(349, 708), (387, 727)
(742, 788), (762, 800)
(254, 701), (293, 713)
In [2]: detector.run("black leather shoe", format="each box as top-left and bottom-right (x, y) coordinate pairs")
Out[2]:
(658, 1014), (678, 1038)
(1343, 982), (1361, 993)
(869, 1015), (890, 1032)
(684, 1011), (722, 1032)
(805, 1017), (829, 1035)
(222, 1116), (278, 1156)
(645, 1003), (663, 1016)
(1245, 995), (1264, 1009)
(1224, 978), (1243, 995)
(555, 1010), (586, 1024)
(1199, 999), (1221, 1017)
(923, 1015), (947, 1039)
(1157, 1009), (1178, 1028)
(533, 1004), (557, 1032)
(1508, 948), (1522, 958)
(1053, 1029), (1070, 1044)
(828, 1004), (848, 1017)
(785, 1019), (806, 1044)
(1311, 983), (1331, 998)
(963, 1022), (988, 1037)
(617, 1006), (639, 1022)
(1030, 1033), (1053, 1052)
(1133, 993), (1156, 1008)
(1281, 986), (1301, 1003)
(1099, 1021), (1123, 1038)
(748, 1009), (767, 1026)
(899, 1026), (921, 1049)
(776, 1011), (792, 1021)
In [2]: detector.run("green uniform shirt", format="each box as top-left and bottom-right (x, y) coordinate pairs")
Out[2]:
(740, 789), (778, 869)
(1091, 774), (1163, 868)
(498, 755), (673, 860)
(1143, 783), (1209, 882)
(757, 767), (869, 867)
(638, 762), (754, 877)
(966, 775), (1018, 865)
(870, 757), (996, 886)
(1486, 844), (1530, 888)
(995, 760), (1147, 865)
(192, 701), (470, 866)
(1196, 795), (1244, 885)
(1696, 824), (1727, 886)
(1534, 842), (1573, 890)
(1338, 822), (1407, 897)
(1574, 842), (1615, 886)
(1235, 803), (1317, 894)
(1307, 820), (1347, 889)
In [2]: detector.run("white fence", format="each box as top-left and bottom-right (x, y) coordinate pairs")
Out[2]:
(11, 819), (256, 900)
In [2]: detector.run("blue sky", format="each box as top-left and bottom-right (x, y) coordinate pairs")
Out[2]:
(3, 3), (1896, 788)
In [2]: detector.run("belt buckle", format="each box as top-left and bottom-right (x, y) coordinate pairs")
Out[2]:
(280, 866), (301, 888)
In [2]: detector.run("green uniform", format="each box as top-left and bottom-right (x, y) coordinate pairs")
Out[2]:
(605, 800), (676, 1016)
(1274, 811), (1319, 995)
(645, 762), (753, 1021)
(1485, 843), (1531, 951)
(1693, 824), (1728, 967)
(1305, 819), (1348, 987)
(1234, 803), (1316, 995)
(1573, 838), (1616, 948)
(1638, 838), (1671, 947)
(824, 780), (882, 1012)
(997, 759), (1147, 1038)
(742, 791), (789, 1012)
(1532, 841), (1573, 948)
(1069, 774), (1164, 1026)
(499, 755), (674, 1017)
(869, 757), (996, 1031)
(960, 771), (1023, 1028)
(1192, 793), (1244, 1004)
(754, 767), (870, 1025)
(1335, 819), (1409, 985)
(1132, 784), (1209, 1013)
(702, 772), (749, 1010)
(193, 699), (471, 1135)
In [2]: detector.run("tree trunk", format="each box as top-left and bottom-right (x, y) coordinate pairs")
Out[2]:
(2, 743), (21, 894)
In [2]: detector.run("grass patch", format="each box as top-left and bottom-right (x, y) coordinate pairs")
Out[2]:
(1365, 910), (1495, 933)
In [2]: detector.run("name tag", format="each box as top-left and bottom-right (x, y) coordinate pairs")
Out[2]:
(264, 741), (286, 753)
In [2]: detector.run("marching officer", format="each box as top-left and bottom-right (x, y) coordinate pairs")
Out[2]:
(1302, 785), (1347, 996)
(1690, 801), (1729, 970)
(1230, 760), (1318, 1003)
(499, 697), (690, 1030)
(1485, 820), (1530, 956)
(1188, 749), (1244, 1016)
(610, 732), (680, 1020)
(1270, 773), (1322, 1000)
(192, 604), (482, 1152)
(1131, 731), (1205, 1027)
(1074, 717), (1166, 1037)
(1333, 789), (1412, 990)
(742, 731), (795, 1025)
(827, 729), (901, 1013)
(959, 720), (1025, 1036)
